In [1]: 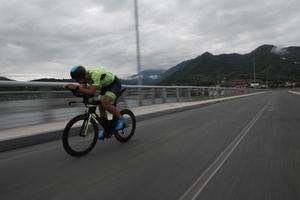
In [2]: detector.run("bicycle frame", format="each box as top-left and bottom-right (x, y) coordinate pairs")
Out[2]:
(80, 102), (116, 137)
(63, 87), (135, 157)
(70, 87), (127, 137)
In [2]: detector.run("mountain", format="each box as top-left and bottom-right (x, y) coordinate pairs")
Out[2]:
(160, 44), (300, 87)
(162, 59), (194, 78)
(0, 76), (13, 81)
(123, 69), (166, 85)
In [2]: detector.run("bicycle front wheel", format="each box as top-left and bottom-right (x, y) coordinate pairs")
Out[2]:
(62, 114), (99, 157)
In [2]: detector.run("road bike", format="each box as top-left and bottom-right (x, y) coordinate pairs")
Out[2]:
(62, 88), (136, 157)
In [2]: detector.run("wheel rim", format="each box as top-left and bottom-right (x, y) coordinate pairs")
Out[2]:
(117, 113), (134, 138)
(67, 118), (97, 153)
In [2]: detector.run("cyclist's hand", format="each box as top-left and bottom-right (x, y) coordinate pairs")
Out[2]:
(63, 84), (71, 89)
(64, 84), (79, 90)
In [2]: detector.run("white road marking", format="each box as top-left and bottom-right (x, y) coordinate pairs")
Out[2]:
(178, 102), (270, 200)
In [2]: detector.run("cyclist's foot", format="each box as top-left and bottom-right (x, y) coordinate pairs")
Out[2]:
(98, 130), (105, 140)
(115, 117), (125, 130)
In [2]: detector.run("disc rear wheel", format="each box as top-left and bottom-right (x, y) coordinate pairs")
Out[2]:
(114, 109), (136, 143)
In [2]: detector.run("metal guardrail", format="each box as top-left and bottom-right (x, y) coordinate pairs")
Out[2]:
(0, 81), (260, 129)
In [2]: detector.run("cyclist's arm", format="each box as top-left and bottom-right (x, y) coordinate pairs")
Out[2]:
(78, 84), (97, 96)
(63, 83), (79, 90)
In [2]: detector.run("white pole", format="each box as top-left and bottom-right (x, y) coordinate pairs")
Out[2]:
(253, 52), (256, 84)
(134, 0), (142, 86)
(134, 0), (143, 106)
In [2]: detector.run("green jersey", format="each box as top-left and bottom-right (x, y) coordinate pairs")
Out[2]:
(87, 68), (115, 87)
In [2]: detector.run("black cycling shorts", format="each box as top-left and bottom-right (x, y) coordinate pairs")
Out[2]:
(100, 77), (122, 101)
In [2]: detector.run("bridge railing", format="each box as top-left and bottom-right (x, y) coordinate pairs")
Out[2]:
(0, 81), (259, 129)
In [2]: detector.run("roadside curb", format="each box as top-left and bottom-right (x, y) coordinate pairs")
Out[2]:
(0, 130), (63, 153)
(288, 90), (300, 95)
(0, 91), (267, 152)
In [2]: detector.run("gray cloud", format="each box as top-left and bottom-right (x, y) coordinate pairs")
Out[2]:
(0, 0), (300, 80)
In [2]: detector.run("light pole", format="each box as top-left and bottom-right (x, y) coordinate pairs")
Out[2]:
(266, 67), (269, 88)
(250, 51), (257, 88)
(253, 52), (256, 84)
(280, 57), (300, 88)
(134, 0), (142, 86)
(134, 0), (143, 106)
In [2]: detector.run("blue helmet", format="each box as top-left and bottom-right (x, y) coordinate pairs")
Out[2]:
(70, 65), (86, 81)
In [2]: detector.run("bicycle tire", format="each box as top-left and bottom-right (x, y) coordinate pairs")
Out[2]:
(62, 114), (99, 157)
(114, 109), (136, 143)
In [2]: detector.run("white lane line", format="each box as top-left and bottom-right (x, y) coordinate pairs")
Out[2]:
(178, 102), (270, 200)
(288, 90), (300, 95)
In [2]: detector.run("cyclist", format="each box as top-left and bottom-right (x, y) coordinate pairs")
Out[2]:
(64, 65), (124, 140)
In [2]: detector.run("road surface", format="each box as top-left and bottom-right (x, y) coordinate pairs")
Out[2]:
(0, 90), (299, 200)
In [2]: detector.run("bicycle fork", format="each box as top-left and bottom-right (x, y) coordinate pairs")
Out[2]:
(79, 114), (96, 137)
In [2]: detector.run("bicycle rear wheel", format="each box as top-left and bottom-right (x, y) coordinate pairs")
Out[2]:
(62, 114), (99, 157)
(114, 109), (136, 143)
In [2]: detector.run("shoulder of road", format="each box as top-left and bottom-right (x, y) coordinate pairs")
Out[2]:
(288, 90), (300, 95)
(0, 90), (286, 152)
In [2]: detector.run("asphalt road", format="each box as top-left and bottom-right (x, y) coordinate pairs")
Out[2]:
(0, 90), (299, 200)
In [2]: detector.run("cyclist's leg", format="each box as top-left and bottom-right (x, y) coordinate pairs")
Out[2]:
(100, 78), (122, 118)
(101, 94), (124, 130)
(100, 78), (124, 130)
(98, 89), (108, 119)
(97, 90), (109, 140)
(99, 104), (107, 118)
(100, 95), (121, 118)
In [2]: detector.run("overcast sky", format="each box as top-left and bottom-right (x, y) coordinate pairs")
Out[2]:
(1, 0), (300, 80)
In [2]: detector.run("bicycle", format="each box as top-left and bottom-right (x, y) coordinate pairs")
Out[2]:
(62, 88), (136, 157)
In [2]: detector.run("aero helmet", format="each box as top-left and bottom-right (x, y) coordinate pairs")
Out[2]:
(70, 65), (86, 81)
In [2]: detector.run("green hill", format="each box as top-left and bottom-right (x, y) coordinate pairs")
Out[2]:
(161, 44), (300, 87)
